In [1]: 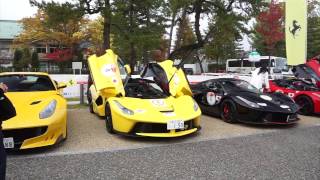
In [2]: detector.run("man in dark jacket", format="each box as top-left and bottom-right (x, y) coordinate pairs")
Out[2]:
(0, 83), (16, 180)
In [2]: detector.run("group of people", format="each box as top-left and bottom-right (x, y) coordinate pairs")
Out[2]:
(0, 83), (16, 180)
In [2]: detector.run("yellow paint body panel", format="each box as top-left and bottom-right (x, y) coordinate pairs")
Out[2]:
(0, 72), (67, 149)
(88, 50), (201, 137)
(88, 49), (125, 97)
(158, 60), (192, 97)
(136, 128), (198, 137)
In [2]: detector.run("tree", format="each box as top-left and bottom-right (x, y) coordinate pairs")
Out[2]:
(28, 1), (88, 48)
(85, 17), (104, 53)
(307, 0), (320, 59)
(254, 0), (284, 56)
(204, 5), (245, 65)
(13, 48), (31, 70)
(174, 12), (196, 51)
(169, 0), (263, 60)
(111, 0), (167, 69)
(31, 51), (40, 69)
(166, 0), (192, 57)
(13, 49), (23, 71)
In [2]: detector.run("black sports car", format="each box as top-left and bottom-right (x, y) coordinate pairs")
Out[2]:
(191, 78), (300, 124)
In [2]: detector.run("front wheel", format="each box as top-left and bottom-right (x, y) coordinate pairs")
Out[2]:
(295, 95), (314, 115)
(220, 99), (238, 123)
(105, 103), (114, 134)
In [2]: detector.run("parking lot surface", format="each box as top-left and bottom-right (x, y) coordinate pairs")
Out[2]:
(6, 109), (320, 179)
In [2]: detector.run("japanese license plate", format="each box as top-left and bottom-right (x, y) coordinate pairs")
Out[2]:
(3, 137), (14, 149)
(167, 120), (184, 130)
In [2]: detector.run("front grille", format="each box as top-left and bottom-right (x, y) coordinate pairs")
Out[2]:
(132, 120), (195, 134)
(265, 113), (297, 123)
(2, 127), (48, 148)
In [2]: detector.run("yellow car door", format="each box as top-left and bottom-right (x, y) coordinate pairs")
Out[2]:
(158, 60), (192, 97)
(88, 49), (127, 98)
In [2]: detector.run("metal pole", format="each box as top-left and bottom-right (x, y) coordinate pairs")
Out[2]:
(80, 84), (84, 104)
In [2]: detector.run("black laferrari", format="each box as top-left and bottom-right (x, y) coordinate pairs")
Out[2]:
(191, 78), (300, 124)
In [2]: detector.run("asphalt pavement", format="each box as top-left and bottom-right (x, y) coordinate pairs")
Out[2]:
(5, 109), (320, 179)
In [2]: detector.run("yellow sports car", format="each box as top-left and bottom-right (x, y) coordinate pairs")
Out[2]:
(0, 72), (67, 149)
(87, 49), (201, 137)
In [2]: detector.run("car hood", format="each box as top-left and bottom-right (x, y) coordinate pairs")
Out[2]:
(3, 91), (63, 128)
(108, 95), (201, 123)
(230, 91), (299, 113)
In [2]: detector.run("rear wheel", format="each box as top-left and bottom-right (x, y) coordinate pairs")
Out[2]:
(295, 95), (314, 115)
(87, 90), (94, 114)
(89, 102), (94, 113)
(220, 99), (238, 123)
(105, 103), (114, 134)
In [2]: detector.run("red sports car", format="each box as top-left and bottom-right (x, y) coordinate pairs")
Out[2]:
(294, 59), (320, 88)
(269, 78), (320, 115)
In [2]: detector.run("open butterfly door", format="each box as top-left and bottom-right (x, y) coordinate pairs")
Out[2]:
(158, 60), (192, 97)
(88, 49), (126, 98)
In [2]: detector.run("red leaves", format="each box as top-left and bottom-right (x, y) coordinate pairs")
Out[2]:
(256, 0), (284, 50)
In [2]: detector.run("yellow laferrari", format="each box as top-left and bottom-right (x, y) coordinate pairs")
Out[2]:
(87, 49), (201, 137)
(0, 72), (67, 149)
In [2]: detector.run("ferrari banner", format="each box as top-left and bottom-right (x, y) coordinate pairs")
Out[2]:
(285, 0), (307, 65)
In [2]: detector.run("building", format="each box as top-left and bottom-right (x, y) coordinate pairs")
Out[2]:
(0, 20), (22, 67)
(0, 20), (76, 72)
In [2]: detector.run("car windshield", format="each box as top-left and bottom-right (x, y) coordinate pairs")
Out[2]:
(221, 80), (260, 93)
(0, 75), (56, 92)
(125, 78), (168, 99)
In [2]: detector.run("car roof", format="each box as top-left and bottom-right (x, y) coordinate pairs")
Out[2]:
(0, 72), (49, 76)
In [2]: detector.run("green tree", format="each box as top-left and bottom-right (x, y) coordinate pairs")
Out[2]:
(112, 0), (167, 68)
(13, 49), (23, 71)
(31, 51), (40, 70)
(204, 5), (245, 65)
(307, 1), (320, 59)
(173, 10), (196, 62)
(21, 48), (32, 68)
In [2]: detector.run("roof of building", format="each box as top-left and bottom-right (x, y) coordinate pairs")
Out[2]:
(0, 20), (22, 39)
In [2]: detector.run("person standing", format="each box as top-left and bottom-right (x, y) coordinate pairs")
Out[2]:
(250, 64), (270, 92)
(0, 83), (16, 180)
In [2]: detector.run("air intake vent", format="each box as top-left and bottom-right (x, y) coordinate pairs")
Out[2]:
(30, 101), (41, 105)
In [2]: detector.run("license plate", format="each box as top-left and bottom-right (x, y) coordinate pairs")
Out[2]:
(3, 137), (14, 149)
(167, 120), (184, 130)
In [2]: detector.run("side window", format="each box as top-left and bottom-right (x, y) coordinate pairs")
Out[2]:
(204, 81), (214, 88)
(117, 57), (128, 80)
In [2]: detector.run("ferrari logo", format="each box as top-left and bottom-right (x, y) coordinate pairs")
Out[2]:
(289, 20), (301, 38)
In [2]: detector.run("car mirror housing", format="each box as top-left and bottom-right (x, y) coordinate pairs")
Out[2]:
(57, 82), (67, 89)
(124, 64), (131, 74)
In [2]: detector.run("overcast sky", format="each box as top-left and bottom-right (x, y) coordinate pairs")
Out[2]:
(0, 0), (39, 20)
(0, 0), (251, 51)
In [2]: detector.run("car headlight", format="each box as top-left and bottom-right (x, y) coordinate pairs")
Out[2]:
(114, 100), (134, 115)
(193, 99), (199, 111)
(236, 96), (260, 108)
(39, 100), (57, 119)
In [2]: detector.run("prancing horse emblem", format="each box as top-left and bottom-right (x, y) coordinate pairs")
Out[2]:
(289, 20), (301, 38)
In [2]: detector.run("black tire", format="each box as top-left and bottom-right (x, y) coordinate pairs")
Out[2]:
(220, 99), (238, 123)
(295, 95), (314, 115)
(89, 102), (94, 114)
(87, 90), (94, 114)
(105, 103), (114, 134)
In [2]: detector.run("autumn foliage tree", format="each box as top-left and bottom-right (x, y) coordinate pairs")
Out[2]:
(255, 0), (284, 56)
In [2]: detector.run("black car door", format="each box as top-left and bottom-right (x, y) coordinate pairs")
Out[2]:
(198, 81), (224, 116)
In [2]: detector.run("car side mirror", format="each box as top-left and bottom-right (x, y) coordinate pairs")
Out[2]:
(57, 82), (67, 89)
(124, 64), (131, 74)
